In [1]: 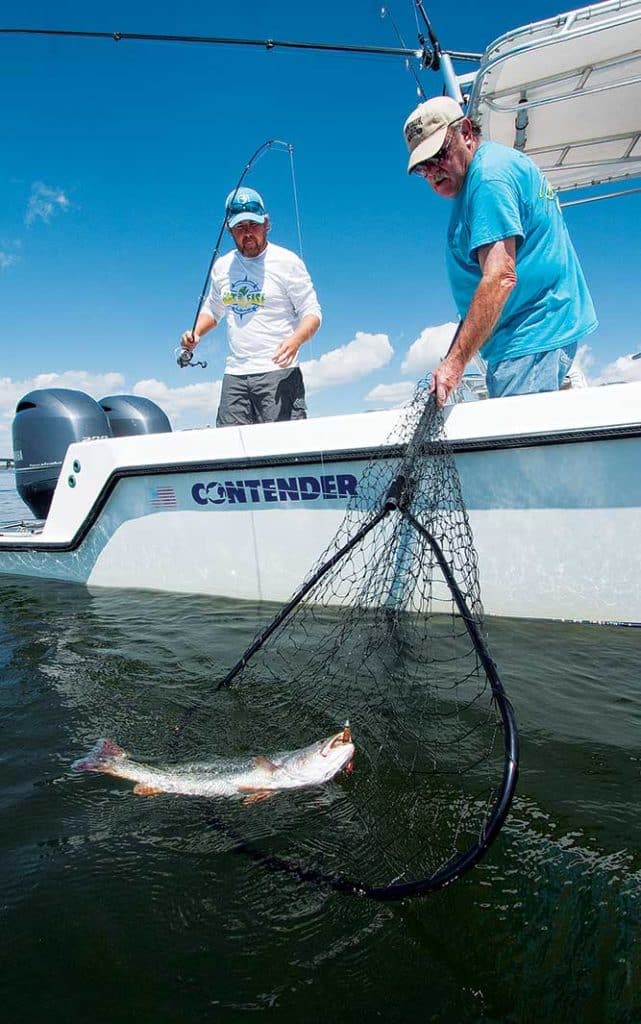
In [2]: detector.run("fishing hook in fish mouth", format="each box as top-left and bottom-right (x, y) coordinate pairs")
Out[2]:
(175, 347), (208, 369)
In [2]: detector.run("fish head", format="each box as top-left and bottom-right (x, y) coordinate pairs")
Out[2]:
(279, 722), (355, 786)
(313, 722), (355, 780)
(320, 722), (352, 758)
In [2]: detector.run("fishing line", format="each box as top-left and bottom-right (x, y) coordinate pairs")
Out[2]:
(287, 145), (304, 260)
(379, 3), (427, 99)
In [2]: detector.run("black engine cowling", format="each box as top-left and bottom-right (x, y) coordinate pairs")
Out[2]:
(12, 389), (111, 520)
(12, 389), (173, 520)
(99, 394), (172, 437)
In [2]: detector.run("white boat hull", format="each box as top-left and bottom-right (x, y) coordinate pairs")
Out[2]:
(2, 383), (640, 625)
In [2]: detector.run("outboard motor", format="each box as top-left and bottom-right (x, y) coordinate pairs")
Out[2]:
(12, 389), (112, 520)
(98, 395), (172, 437)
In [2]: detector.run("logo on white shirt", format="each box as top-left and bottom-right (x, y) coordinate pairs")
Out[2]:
(222, 275), (266, 319)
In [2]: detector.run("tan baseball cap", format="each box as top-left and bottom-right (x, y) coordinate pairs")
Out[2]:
(403, 96), (464, 174)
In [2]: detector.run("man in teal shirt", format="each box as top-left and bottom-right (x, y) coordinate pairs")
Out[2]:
(403, 96), (597, 405)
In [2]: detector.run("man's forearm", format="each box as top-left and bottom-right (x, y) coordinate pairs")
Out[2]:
(272, 314), (321, 368)
(181, 311), (217, 351)
(292, 314), (321, 347)
(451, 273), (514, 369)
(194, 311), (217, 339)
(431, 237), (516, 406)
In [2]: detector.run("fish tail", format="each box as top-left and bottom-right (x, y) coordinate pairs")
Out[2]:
(72, 738), (127, 773)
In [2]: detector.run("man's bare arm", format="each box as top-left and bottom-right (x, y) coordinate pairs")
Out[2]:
(431, 237), (517, 406)
(272, 314), (321, 369)
(181, 311), (218, 352)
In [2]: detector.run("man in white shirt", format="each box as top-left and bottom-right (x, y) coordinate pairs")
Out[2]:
(180, 188), (322, 426)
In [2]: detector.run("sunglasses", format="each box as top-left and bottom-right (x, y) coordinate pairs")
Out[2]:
(412, 120), (463, 175)
(227, 199), (265, 216)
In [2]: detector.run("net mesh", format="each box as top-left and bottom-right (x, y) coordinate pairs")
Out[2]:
(180, 377), (518, 897)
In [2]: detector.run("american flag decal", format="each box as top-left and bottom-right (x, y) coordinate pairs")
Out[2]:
(149, 485), (177, 508)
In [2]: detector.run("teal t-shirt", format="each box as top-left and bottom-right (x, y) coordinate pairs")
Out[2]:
(446, 141), (597, 366)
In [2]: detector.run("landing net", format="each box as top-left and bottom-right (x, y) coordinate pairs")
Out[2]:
(182, 378), (519, 899)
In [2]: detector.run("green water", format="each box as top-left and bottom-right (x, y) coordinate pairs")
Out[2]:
(1, 569), (640, 1024)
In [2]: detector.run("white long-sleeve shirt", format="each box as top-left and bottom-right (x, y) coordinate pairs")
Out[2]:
(202, 242), (322, 375)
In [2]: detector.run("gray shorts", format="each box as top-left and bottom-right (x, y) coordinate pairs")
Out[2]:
(216, 366), (307, 427)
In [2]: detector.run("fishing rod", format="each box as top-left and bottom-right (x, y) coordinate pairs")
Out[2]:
(0, 24), (482, 64)
(378, 2), (480, 105)
(0, 25), (419, 58)
(413, 0), (467, 103)
(176, 138), (292, 370)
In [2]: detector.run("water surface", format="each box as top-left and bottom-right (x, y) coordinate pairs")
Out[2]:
(1, 471), (640, 1023)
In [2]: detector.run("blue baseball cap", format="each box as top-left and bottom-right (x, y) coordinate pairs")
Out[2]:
(225, 187), (267, 229)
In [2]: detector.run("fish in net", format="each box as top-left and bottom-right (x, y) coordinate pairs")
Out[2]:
(177, 377), (519, 899)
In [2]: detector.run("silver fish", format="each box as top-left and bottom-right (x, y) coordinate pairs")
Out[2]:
(72, 724), (354, 804)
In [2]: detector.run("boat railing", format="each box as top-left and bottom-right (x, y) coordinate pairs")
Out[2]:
(451, 376), (488, 403)
(450, 352), (489, 403)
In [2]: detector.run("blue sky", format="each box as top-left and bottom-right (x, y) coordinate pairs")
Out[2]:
(1, 0), (640, 455)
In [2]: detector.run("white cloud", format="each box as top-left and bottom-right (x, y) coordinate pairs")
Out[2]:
(0, 251), (19, 271)
(301, 331), (393, 394)
(25, 182), (71, 226)
(133, 378), (221, 428)
(0, 328), (394, 455)
(0, 329), (394, 451)
(0, 371), (127, 456)
(0, 370), (126, 418)
(593, 350), (641, 385)
(0, 332), (393, 453)
(364, 381), (416, 408)
(401, 322), (458, 375)
(0, 370), (224, 458)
